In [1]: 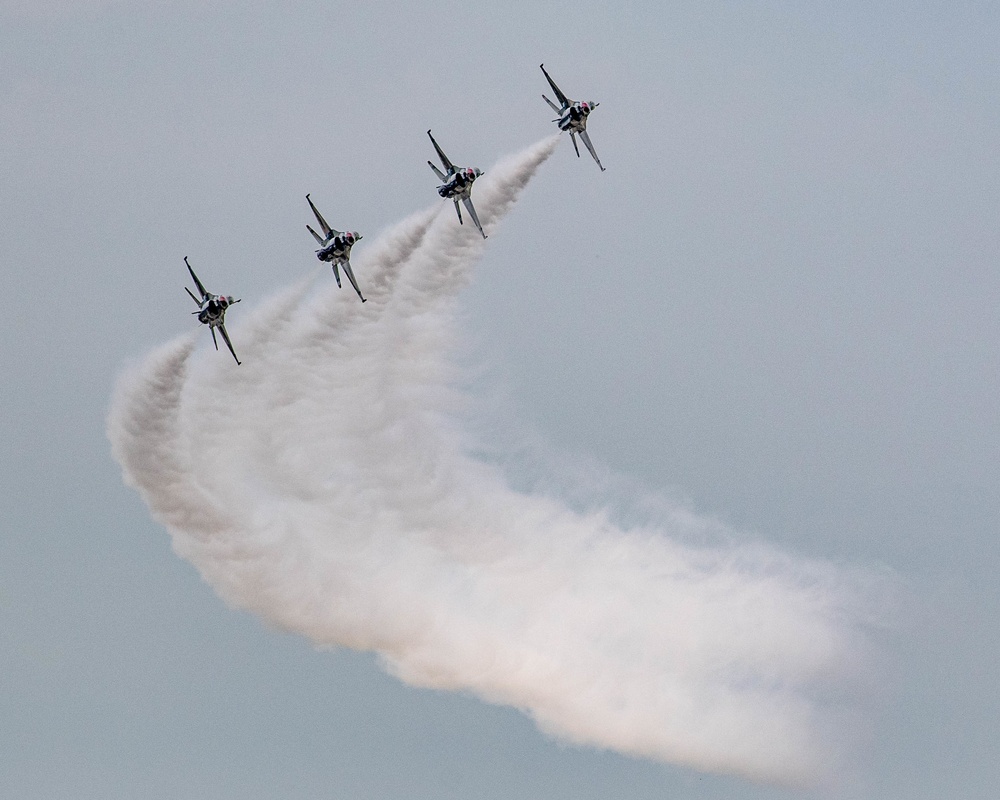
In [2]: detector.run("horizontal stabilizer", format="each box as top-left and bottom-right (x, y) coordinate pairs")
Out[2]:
(428, 161), (447, 182)
(307, 224), (326, 246)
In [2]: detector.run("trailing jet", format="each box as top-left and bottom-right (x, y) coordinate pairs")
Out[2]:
(305, 194), (366, 302)
(540, 64), (605, 172)
(184, 257), (241, 365)
(426, 130), (486, 239)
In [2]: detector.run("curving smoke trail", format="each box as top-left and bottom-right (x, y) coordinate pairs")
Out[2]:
(109, 136), (888, 787)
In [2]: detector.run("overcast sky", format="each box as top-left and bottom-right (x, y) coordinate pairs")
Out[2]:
(3, 2), (999, 798)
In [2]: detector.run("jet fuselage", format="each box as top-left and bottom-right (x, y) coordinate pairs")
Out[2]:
(315, 233), (359, 264)
(557, 101), (596, 133)
(197, 296), (233, 327)
(436, 167), (481, 200)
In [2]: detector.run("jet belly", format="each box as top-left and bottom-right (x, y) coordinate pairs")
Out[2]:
(558, 111), (588, 133)
(317, 242), (350, 262)
(438, 177), (474, 201)
(198, 307), (224, 326)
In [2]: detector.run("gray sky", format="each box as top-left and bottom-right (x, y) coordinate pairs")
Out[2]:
(3, 1), (999, 798)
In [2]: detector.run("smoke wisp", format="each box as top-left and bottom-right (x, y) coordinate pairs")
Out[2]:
(109, 136), (887, 787)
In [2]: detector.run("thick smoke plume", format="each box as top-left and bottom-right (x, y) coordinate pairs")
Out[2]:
(109, 136), (885, 787)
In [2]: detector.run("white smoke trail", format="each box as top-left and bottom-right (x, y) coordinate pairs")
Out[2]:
(109, 136), (888, 787)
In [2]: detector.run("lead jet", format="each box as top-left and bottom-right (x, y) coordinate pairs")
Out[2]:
(184, 257), (242, 365)
(426, 130), (486, 239)
(540, 64), (605, 172)
(305, 194), (366, 302)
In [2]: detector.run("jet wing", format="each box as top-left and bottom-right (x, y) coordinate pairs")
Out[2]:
(427, 130), (455, 173)
(184, 257), (208, 302)
(341, 260), (367, 303)
(540, 64), (571, 108)
(578, 129), (606, 172)
(461, 197), (486, 239)
(218, 322), (241, 365)
(306, 194), (333, 238)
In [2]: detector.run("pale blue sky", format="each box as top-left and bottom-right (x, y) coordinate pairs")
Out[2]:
(2, 2), (998, 798)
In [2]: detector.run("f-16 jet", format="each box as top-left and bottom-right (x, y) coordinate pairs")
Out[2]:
(426, 130), (486, 239)
(306, 193), (366, 302)
(184, 257), (241, 365)
(540, 64), (605, 172)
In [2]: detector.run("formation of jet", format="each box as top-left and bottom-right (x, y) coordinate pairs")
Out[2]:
(185, 257), (242, 365)
(427, 130), (487, 239)
(181, 64), (604, 364)
(540, 64), (605, 172)
(306, 193), (366, 302)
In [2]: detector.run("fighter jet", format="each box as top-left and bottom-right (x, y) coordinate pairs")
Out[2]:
(184, 257), (242, 365)
(426, 130), (486, 239)
(305, 194), (366, 302)
(540, 64), (605, 172)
